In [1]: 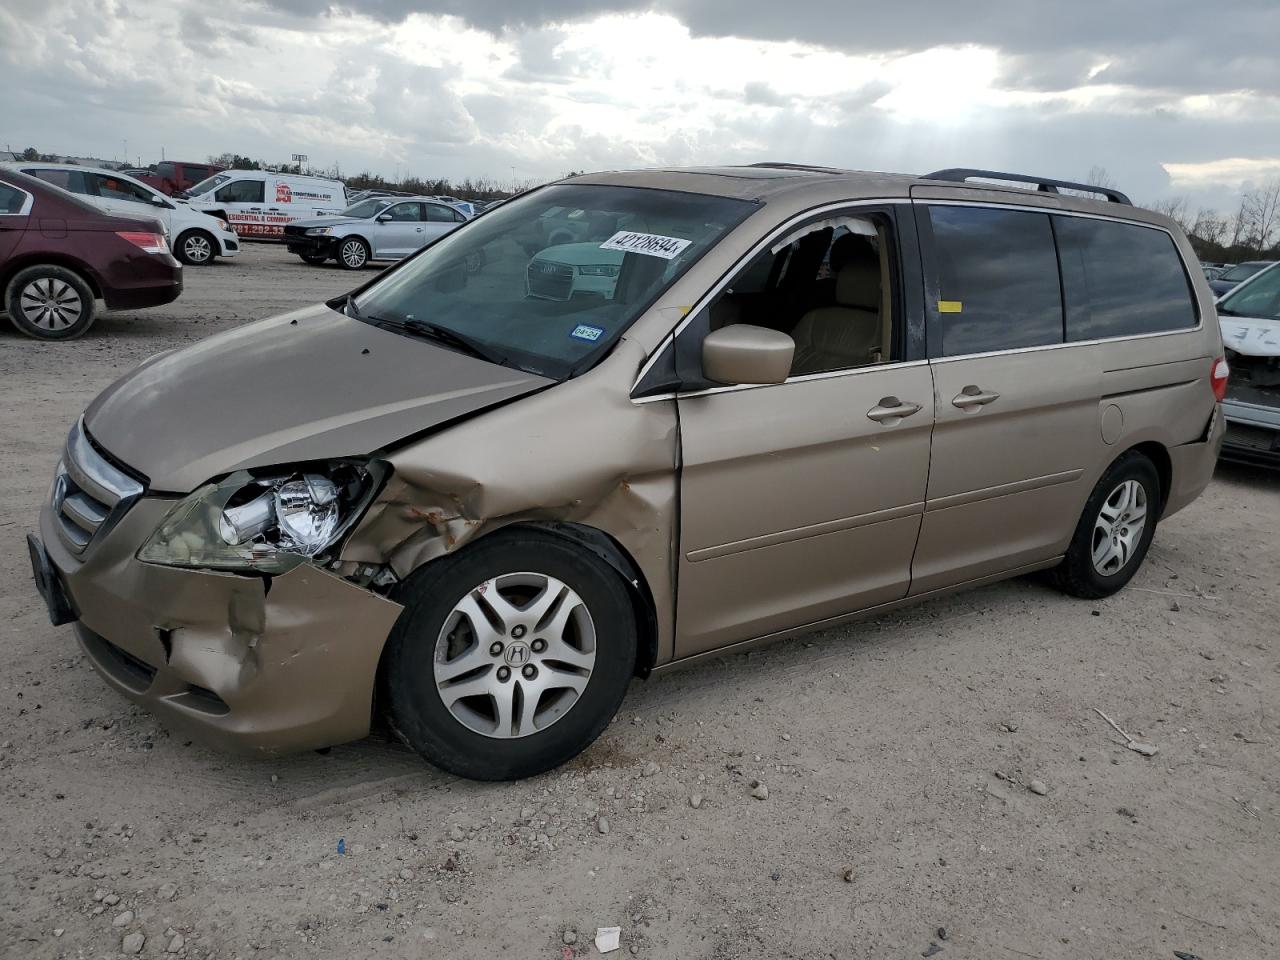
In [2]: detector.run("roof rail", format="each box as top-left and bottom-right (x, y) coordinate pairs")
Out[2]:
(747, 162), (845, 173)
(922, 168), (1132, 205)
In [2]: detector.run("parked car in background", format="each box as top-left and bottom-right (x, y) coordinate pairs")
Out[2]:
(1209, 260), (1276, 296)
(184, 170), (346, 239)
(1202, 264), (1227, 282)
(1216, 261), (1280, 465)
(27, 164), (1225, 780)
(0, 169), (181, 340)
(526, 242), (624, 300)
(136, 161), (224, 197)
(7, 163), (239, 266)
(284, 195), (469, 269)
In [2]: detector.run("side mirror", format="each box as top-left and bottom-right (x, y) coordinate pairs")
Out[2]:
(702, 324), (795, 385)
(376, 213), (393, 223)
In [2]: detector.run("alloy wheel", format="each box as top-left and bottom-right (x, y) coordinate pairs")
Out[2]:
(19, 278), (83, 332)
(1091, 479), (1148, 576)
(432, 572), (597, 739)
(183, 233), (213, 263)
(341, 240), (367, 268)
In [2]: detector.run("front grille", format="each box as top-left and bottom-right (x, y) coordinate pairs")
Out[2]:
(283, 224), (308, 239)
(1224, 423), (1279, 452)
(51, 420), (144, 555)
(527, 259), (574, 300)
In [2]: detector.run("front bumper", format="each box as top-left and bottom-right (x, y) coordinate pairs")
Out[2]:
(285, 235), (335, 259)
(1221, 398), (1280, 466)
(37, 494), (403, 755)
(214, 228), (241, 258)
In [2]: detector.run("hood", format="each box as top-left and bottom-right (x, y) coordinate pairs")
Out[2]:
(534, 242), (625, 268)
(290, 215), (361, 230)
(84, 304), (553, 492)
(1220, 315), (1280, 358)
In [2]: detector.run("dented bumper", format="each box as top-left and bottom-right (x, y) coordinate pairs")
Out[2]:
(40, 497), (403, 755)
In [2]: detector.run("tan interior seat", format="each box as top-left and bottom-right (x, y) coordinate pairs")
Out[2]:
(789, 246), (882, 376)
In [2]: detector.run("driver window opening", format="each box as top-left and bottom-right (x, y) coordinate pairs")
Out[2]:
(708, 213), (898, 376)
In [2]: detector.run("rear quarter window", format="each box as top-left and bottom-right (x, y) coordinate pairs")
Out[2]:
(1054, 216), (1197, 340)
(927, 205), (1064, 356)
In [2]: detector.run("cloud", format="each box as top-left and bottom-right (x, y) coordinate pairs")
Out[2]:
(1, 0), (1278, 217)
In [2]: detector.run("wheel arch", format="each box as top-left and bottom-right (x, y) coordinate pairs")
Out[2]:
(385, 519), (660, 679)
(1, 255), (103, 301)
(1126, 440), (1173, 518)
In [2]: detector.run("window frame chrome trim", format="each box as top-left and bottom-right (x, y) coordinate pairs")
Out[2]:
(629, 197), (912, 401)
(0, 183), (34, 217)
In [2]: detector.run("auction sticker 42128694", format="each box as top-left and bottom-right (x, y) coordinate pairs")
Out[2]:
(599, 231), (691, 260)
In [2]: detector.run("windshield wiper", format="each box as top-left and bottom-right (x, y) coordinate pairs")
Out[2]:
(399, 318), (509, 366)
(344, 296), (508, 367)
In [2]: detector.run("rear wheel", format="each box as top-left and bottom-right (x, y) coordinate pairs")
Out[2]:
(382, 530), (638, 780)
(1049, 450), (1161, 599)
(338, 237), (370, 270)
(175, 229), (216, 265)
(5, 266), (96, 340)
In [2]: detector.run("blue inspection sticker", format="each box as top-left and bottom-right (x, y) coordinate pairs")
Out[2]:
(570, 324), (605, 342)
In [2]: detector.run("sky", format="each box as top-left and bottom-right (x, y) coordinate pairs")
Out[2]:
(2, 0), (1279, 212)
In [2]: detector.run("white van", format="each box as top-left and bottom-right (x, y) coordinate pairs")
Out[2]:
(5, 162), (240, 265)
(185, 170), (347, 239)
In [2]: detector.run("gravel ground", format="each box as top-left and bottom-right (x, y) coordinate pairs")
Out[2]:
(1, 244), (1278, 960)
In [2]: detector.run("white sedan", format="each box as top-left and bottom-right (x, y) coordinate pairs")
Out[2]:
(5, 162), (240, 265)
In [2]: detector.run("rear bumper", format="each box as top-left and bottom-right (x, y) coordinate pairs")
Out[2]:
(100, 255), (183, 311)
(38, 495), (403, 755)
(1164, 405), (1226, 517)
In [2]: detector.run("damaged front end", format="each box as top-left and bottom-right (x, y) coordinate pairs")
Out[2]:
(39, 454), (403, 755)
(1220, 315), (1280, 465)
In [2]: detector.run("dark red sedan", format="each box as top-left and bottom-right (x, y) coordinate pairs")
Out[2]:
(1, 168), (183, 340)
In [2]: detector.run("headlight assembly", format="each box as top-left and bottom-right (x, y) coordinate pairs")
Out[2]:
(137, 462), (383, 573)
(307, 227), (334, 236)
(578, 264), (620, 277)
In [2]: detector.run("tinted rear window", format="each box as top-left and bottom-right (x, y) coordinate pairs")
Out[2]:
(1054, 216), (1196, 340)
(927, 206), (1063, 356)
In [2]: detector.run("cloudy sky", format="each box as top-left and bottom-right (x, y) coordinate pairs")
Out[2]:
(2, 0), (1278, 210)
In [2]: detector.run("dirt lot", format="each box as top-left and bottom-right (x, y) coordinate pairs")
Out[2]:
(1, 244), (1278, 960)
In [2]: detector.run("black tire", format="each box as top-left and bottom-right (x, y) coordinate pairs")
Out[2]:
(1049, 450), (1162, 599)
(5, 265), (96, 340)
(382, 529), (638, 780)
(299, 252), (328, 265)
(175, 229), (216, 266)
(337, 236), (370, 270)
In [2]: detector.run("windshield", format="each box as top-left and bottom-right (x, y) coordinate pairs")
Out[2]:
(349, 184), (755, 379)
(188, 173), (231, 196)
(1220, 263), (1280, 320)
(340, 198), (396, 219)
(1220, 262), (1269, 282)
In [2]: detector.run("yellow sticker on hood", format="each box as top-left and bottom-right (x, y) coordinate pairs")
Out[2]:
(938, 300), (963, 313)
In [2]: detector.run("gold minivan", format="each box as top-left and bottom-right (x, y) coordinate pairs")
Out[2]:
(29, 165), (1227, 780)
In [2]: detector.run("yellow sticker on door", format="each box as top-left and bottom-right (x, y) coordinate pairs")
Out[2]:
(938, 300), (963, 313)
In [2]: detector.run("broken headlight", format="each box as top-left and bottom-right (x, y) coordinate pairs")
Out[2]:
(137, 462), (382, 574)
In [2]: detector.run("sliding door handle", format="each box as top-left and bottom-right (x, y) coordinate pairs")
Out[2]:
(866, 398), (923, 423)
(952, 387), (1000, 409)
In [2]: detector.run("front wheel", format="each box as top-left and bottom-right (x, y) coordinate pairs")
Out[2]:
(337, 237), (370, 270)
(175, 229), (216, 265)
(5, 266), (96, 340)
(1049, 451), (1161, 599)
(382, 530), (638, 780)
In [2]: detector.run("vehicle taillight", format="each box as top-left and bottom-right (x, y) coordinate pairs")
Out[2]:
(1210, 357), (1230, 402)
(116, 231), (169, 255)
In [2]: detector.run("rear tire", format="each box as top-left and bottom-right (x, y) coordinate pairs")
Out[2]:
(382, 530), (637, 780)
(5, 266), (96, 340)
(338, 237), (370, 270)
(1049, 450), (1161, 599)
(175, 229), (216, 265)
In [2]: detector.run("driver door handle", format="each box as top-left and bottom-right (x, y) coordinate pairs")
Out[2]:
(866, 398), (923, 423)
(952, 387), (1001, 409)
